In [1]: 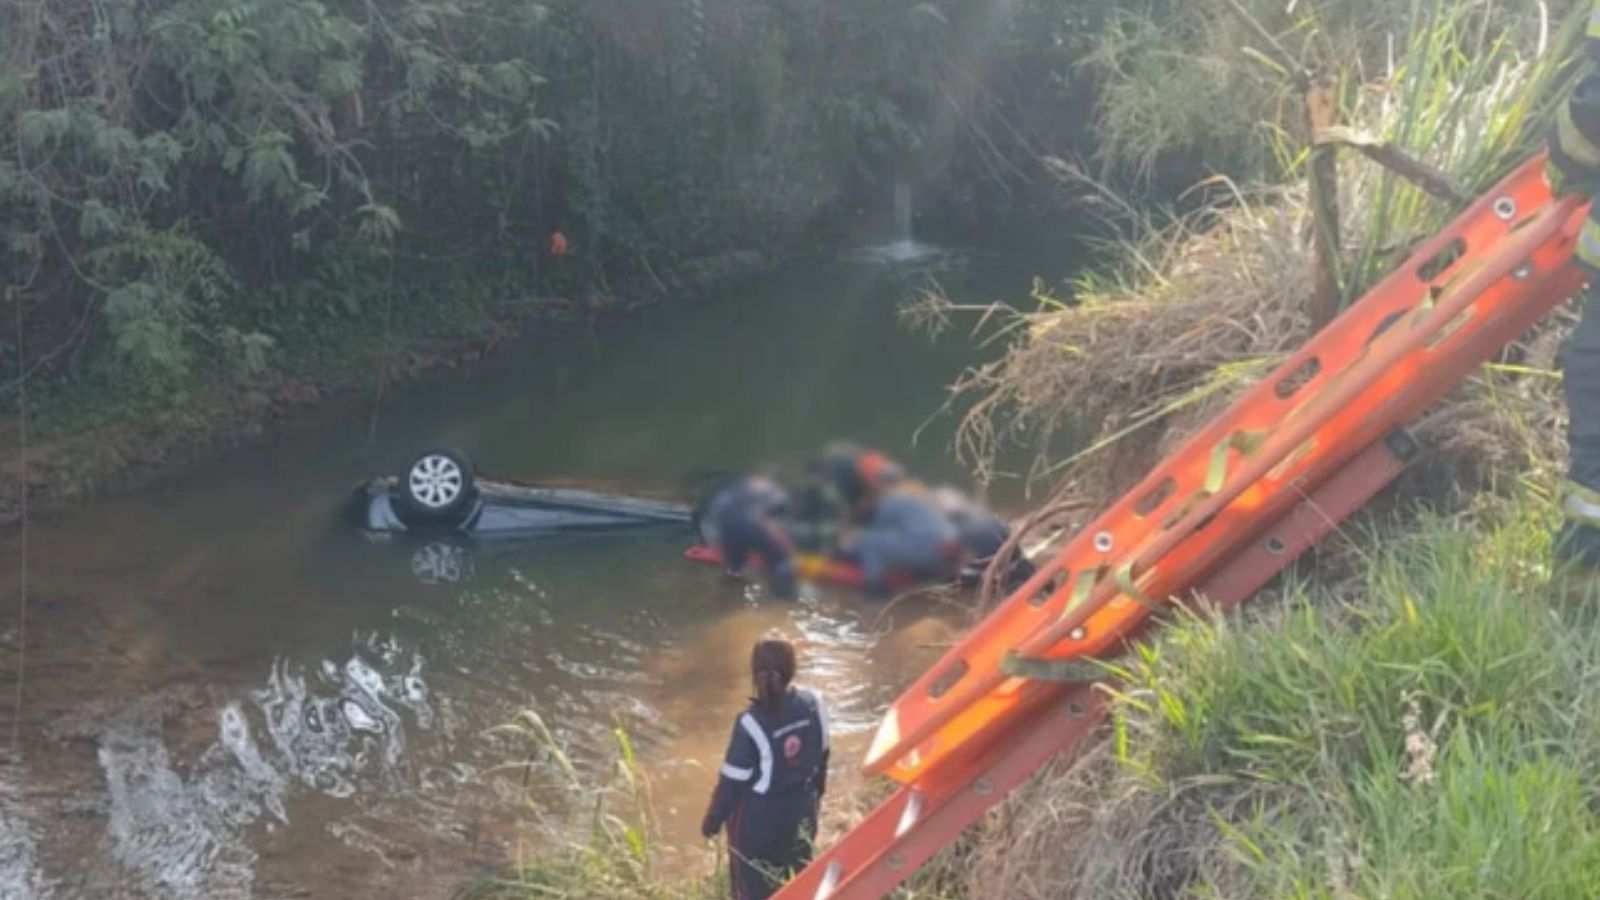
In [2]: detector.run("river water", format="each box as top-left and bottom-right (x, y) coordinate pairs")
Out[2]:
(0, 242), (1078, 900)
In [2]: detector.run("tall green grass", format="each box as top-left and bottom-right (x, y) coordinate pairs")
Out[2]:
(1089, 492), (1600, 898)
(455, 710), (728, 900)
(1342, 0), (1586, 300)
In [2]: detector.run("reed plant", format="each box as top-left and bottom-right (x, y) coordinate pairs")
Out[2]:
(455, 710), (728, 900)
(919, 1), (1588, 524)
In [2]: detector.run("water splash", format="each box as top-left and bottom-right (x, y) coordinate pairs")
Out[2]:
(82, 638), (441, 898)
(847, 177), (945, 264)
(99, 715), (259, 900)
(894, 179), (913, 244)
(0, 766), (53, 900)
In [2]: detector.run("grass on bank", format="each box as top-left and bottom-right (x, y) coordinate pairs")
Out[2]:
(915, 0), (1586, 510)
(880, 2), (1600, 898)
(455, 710), (730, 900)
(938, 489), (1600, 899)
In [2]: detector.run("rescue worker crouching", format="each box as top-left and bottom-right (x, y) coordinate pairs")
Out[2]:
(811, 442), (967, 598)
(1545, 3), (1600, 571)
(840, 482), (965, 600)
(929, 485), (1038, 589)
(701, 476), (800, 600)
(701, 639), (830, 900)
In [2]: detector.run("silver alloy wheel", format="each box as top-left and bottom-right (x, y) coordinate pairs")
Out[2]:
(408, 453), (464, 509)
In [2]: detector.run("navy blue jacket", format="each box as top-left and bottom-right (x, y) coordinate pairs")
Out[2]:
(704, 686), (830, 853)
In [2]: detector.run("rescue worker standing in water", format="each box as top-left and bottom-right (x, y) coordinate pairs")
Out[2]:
(1546, 3), (1600, 569)
(702, 476), (799, 600)
(701, 639), (830, 900)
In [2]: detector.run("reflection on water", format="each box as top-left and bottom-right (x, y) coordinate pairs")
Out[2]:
(100, 709), (262, 900)
(253, 638), (432, 800)
(11, 526), (965, 898)
(0, 246), (1081, 897)
(90, 635), (440, 900)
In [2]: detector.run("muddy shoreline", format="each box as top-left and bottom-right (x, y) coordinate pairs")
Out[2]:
(0, 250), (769, 528)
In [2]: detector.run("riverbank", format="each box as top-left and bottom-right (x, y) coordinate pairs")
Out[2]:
(456, 5), (1598, 898)
(459, 488), (1600, 900)
(0, 250), (767, 526)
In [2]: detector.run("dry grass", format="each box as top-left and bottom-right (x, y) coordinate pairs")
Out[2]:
(923, 155), (1574, 515)
(923, 174), (1318, 499)
(907, 3), (1587, 615)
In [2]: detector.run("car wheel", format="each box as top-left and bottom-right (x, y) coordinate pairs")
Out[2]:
(398, 448), (477, 524)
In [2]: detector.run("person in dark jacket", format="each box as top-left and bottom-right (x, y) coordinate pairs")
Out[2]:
(811, 441), (906, 527)
(843, 483), (965, 600)
(929, 486), (1038, 589)
(1549, 4), (1600, 570)
(701, 476), (799, 600)
(701, 639), (830, 900)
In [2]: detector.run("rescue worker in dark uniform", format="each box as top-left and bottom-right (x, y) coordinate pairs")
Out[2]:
(929, 485), (1038, 588)
(1546, 2), (1600, 569)
(811, 441), (907, 527)
(843, 482), (965, 600)
(701, 476), (799, 600)
(701, 639), (830, 900)
(810, 443), (965, 598)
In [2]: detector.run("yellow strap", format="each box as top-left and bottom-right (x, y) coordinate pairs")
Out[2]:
(1060, 567), (1101, 623)
(1115, 560), (1164, 613)
(1205, 430), (1269, 494)
(999, 652), (1105, 683)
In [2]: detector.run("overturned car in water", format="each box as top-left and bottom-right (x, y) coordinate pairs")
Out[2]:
(347, 448), (1035, 592)
(345, 449), (696, 583)
(347, 448), (695, 536)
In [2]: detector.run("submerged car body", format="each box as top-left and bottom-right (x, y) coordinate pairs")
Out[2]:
(344, 449), (696, 586)
(347, 477), (694, 536)
(346, 448), (693, 539)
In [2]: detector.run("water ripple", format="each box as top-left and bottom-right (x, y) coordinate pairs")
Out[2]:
(0, 766), (53, 900)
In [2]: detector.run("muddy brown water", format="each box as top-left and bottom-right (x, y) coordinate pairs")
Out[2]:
(0, 244), (1080, 900)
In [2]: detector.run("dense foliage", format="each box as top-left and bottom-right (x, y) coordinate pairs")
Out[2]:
(0, 0), (1111, 406)
(3, 0), (1577, 423)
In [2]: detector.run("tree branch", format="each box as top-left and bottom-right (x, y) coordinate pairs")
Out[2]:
(1314, 126), (1469, 205)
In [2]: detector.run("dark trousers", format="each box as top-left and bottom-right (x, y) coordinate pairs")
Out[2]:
(1566, 279), (1600, 490)
(728, 810), (818, 900)
(1558, 265), (1600, 566)
(719, 513), (798, 600)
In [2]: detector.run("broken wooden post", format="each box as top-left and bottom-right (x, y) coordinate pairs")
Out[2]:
(1306, 76), (1345, 330)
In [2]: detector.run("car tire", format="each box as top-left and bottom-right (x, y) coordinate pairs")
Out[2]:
(397, 448), (477, 525)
